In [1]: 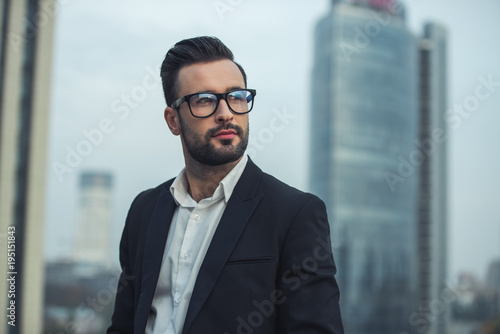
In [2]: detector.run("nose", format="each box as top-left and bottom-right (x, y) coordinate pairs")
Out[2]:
(214, 99), (234, 124)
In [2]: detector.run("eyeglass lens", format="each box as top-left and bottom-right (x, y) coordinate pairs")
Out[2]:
(189, 90), (254, 117)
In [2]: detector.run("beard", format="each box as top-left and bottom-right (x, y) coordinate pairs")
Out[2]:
(179, 117), (249, 166)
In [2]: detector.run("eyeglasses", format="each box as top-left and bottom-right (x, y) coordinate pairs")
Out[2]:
(171, 89), (257, 118)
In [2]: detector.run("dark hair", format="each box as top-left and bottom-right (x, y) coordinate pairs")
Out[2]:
(160, 36), (247, 107)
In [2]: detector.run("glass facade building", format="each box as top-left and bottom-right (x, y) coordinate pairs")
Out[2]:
(310, 1), (419, 333)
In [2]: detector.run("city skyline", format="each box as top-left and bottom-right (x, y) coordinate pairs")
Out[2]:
(43, 0), (500, 285)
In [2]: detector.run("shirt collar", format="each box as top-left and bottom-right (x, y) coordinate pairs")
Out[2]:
(170, 153), (248, 206)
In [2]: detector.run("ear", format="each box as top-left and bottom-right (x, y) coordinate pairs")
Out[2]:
(164, 106), (181, 136)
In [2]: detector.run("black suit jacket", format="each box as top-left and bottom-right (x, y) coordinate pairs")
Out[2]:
(108, 159), (343, 333)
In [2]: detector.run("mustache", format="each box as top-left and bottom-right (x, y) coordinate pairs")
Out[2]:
(206, 123), (244, 138)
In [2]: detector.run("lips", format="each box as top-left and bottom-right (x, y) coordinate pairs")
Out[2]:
(213, 130), (237, 140)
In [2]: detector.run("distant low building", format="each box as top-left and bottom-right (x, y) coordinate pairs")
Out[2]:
(44, 260), (118, 334)
(450, 271), (500, 333)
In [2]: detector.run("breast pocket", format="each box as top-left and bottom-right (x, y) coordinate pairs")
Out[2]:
(226, 256), (276, 265)
(214, 256), (278, 316)
(220, 256), (278, 298)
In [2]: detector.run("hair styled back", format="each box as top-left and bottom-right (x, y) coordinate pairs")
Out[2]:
(160, 36), (247, 107)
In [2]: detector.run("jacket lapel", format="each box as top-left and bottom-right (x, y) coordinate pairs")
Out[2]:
(135, 183), (177, 334)
(182, 159), (264, 333)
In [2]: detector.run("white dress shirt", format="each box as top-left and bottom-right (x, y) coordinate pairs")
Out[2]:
(145, 154), (248, 334)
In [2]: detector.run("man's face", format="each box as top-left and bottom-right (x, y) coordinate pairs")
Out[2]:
(167, 59), (249, 166)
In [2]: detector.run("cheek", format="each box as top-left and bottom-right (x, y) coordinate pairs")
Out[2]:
(236, 115), (249, 129)
(242, 119), (250, 134)
(187, 120), (214, 138)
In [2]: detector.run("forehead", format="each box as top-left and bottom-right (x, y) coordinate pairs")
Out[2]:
(177, 59), (245, 96)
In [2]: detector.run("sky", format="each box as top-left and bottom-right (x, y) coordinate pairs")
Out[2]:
(43, 0), (500, 281)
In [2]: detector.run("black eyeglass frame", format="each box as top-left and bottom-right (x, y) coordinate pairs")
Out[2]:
(170, 88), (257, 118)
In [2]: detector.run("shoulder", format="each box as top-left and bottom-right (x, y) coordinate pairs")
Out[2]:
(260, 171), (312, 199)
(262, 172), (325, 208)
(242, 160), (325, 213)
(122, 178), (175, 241)
(127, 178), (175, 214)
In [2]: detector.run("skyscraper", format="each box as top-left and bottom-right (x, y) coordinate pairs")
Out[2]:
(310, 1), (419, 333)
(74, 171), (113, 267)
(418, 22), (448, 334)
(0, 1), (55, 333)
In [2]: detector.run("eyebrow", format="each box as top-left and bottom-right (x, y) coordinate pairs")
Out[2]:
(194, 86), (245, 95)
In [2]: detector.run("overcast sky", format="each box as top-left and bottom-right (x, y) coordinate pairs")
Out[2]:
(43, 0), (500, 281)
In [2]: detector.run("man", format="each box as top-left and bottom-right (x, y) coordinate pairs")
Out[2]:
(108, 36), (343, 334)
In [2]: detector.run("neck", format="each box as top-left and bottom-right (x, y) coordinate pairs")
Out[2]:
(184, 156), (242, 202)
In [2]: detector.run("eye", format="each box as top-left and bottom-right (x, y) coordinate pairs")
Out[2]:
(228, 91), (247, 101)
(192, 94), (216, 105)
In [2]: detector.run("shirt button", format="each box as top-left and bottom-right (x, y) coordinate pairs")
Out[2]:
(175, 297), (181, 304)
(193, 214), (200, 221)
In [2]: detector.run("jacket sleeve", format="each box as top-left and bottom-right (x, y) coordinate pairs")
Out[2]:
(107, 195), (142, 334)
(276, 195), (344, 333)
